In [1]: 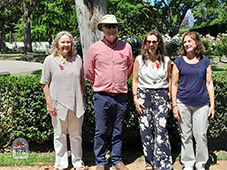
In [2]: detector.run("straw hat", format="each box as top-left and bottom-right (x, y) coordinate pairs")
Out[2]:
(97, 14), (122, 31)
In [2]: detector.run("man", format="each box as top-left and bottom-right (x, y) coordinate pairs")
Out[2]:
(84, 14), (133, 170)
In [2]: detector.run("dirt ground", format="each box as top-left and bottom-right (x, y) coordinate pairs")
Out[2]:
(0, 159), (226, 170)
(0, 152), (226, 170)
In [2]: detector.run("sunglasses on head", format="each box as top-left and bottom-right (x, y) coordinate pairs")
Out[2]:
(103, 24), (118, 29)
(146, 40), (158, 45)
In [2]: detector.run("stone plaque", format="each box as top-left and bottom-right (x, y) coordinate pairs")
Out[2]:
(11, 137), (29, 160)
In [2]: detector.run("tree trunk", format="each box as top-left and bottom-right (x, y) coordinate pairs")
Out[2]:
(23, 0), (32, 54)
(0, 24), (6, 54)
(75, 0), (107, 62)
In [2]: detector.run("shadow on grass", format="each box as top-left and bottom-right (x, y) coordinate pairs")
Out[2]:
(81, 141), (144, 168)
(82, 140), (181, 169)
(211, 64), (227, 72)
(26, 132), (226, 169)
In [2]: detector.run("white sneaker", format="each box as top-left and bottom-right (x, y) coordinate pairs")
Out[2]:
(75, 165), (85, 170)
(184, 168), (193, 170)
(55, 164), (63, 170)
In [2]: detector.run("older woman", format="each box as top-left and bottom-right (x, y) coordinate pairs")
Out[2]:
(132, 30), (172, 170)
(172, 31), (215, 170)
(40, 31), (86, 170)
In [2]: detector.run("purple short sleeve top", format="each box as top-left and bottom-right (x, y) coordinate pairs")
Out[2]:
(174, 56), (210, 107)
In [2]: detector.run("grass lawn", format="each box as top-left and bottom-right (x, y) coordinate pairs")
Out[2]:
(0, 151), (55, 166)
(210, 56), (227, 72)
(0, 149), (226, 167)
(0, 51), (47, 63)
(211, 64), (227, 72)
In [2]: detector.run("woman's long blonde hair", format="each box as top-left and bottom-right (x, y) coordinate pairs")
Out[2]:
(49, 31), (76, 58)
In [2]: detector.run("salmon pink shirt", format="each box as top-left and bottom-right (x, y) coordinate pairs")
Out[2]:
(85, 38), (133, 94)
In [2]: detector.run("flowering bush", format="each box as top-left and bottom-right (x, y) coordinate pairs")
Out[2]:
(122, 35), (143, 58)
(163, 34), (181, 59)
(75, 32), (226, 61)
(202, 32), (227, 61)
(122, 34), (182, 59)
(162, 32), (227, 60)
(163, 32), (227, 60)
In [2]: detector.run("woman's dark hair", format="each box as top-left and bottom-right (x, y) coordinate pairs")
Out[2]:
(141, 30), (167, 65)
(178, 31), (206, 57)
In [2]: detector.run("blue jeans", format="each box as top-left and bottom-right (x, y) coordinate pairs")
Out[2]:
(93, 92), (127, 165)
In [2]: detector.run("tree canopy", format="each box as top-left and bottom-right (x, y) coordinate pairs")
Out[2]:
(109, 0), (224, 37)
(0, 0), (227, 54)
(192, 0), (227, 27)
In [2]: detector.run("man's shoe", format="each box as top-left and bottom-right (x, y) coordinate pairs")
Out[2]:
(96, 165), (105, 170)
(115, 162), (129, 170)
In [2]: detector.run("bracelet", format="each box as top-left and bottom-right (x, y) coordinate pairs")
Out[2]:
(133, 93), (138, 96)
(172, 104), (178, 108)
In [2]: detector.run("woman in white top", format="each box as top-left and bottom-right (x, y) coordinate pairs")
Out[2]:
(132, 30), (172, 170)
(40, 31), (86, 170)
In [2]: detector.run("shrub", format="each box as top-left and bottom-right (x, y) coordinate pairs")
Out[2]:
(0, 71), (226, 149)
(0, 73), (53, 147)
(210, 72), (227, 138)
(163, 34), (181, 59)
(202, 33), (227, 62)
(122, 34), (182, 59)
(122, 35), (143, 58)
(83, 72), (227, 149)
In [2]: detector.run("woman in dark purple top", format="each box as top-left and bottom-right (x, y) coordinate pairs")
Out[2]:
(172, 32), (215, 170)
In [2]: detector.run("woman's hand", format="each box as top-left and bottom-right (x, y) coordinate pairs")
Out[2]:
(47, 102), (57, 116)
(134, 99), (145, 115)
(208, 106), (215, 119)
(173, 105), (181, 120)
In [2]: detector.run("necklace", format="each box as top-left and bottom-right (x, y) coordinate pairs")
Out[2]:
(58, 55), (68, 70)
(59, 55), (68, 64)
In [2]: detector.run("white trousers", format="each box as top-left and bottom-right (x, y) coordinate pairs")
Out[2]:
(177, 99), (209, 169)
(52, 109), (84, 169)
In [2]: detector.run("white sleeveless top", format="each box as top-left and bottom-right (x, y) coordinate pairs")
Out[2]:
(137, 55), (169, 89)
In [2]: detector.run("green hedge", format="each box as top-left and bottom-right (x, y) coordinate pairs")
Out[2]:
(0, 74), (52, 146)
(0, 72), (226, 150)
(209, 72), (227, 138)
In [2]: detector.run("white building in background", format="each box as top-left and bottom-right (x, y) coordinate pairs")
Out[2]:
(5, 42), (50, 51)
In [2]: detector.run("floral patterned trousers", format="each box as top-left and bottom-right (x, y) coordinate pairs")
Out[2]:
(138, 88), (172, 170)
